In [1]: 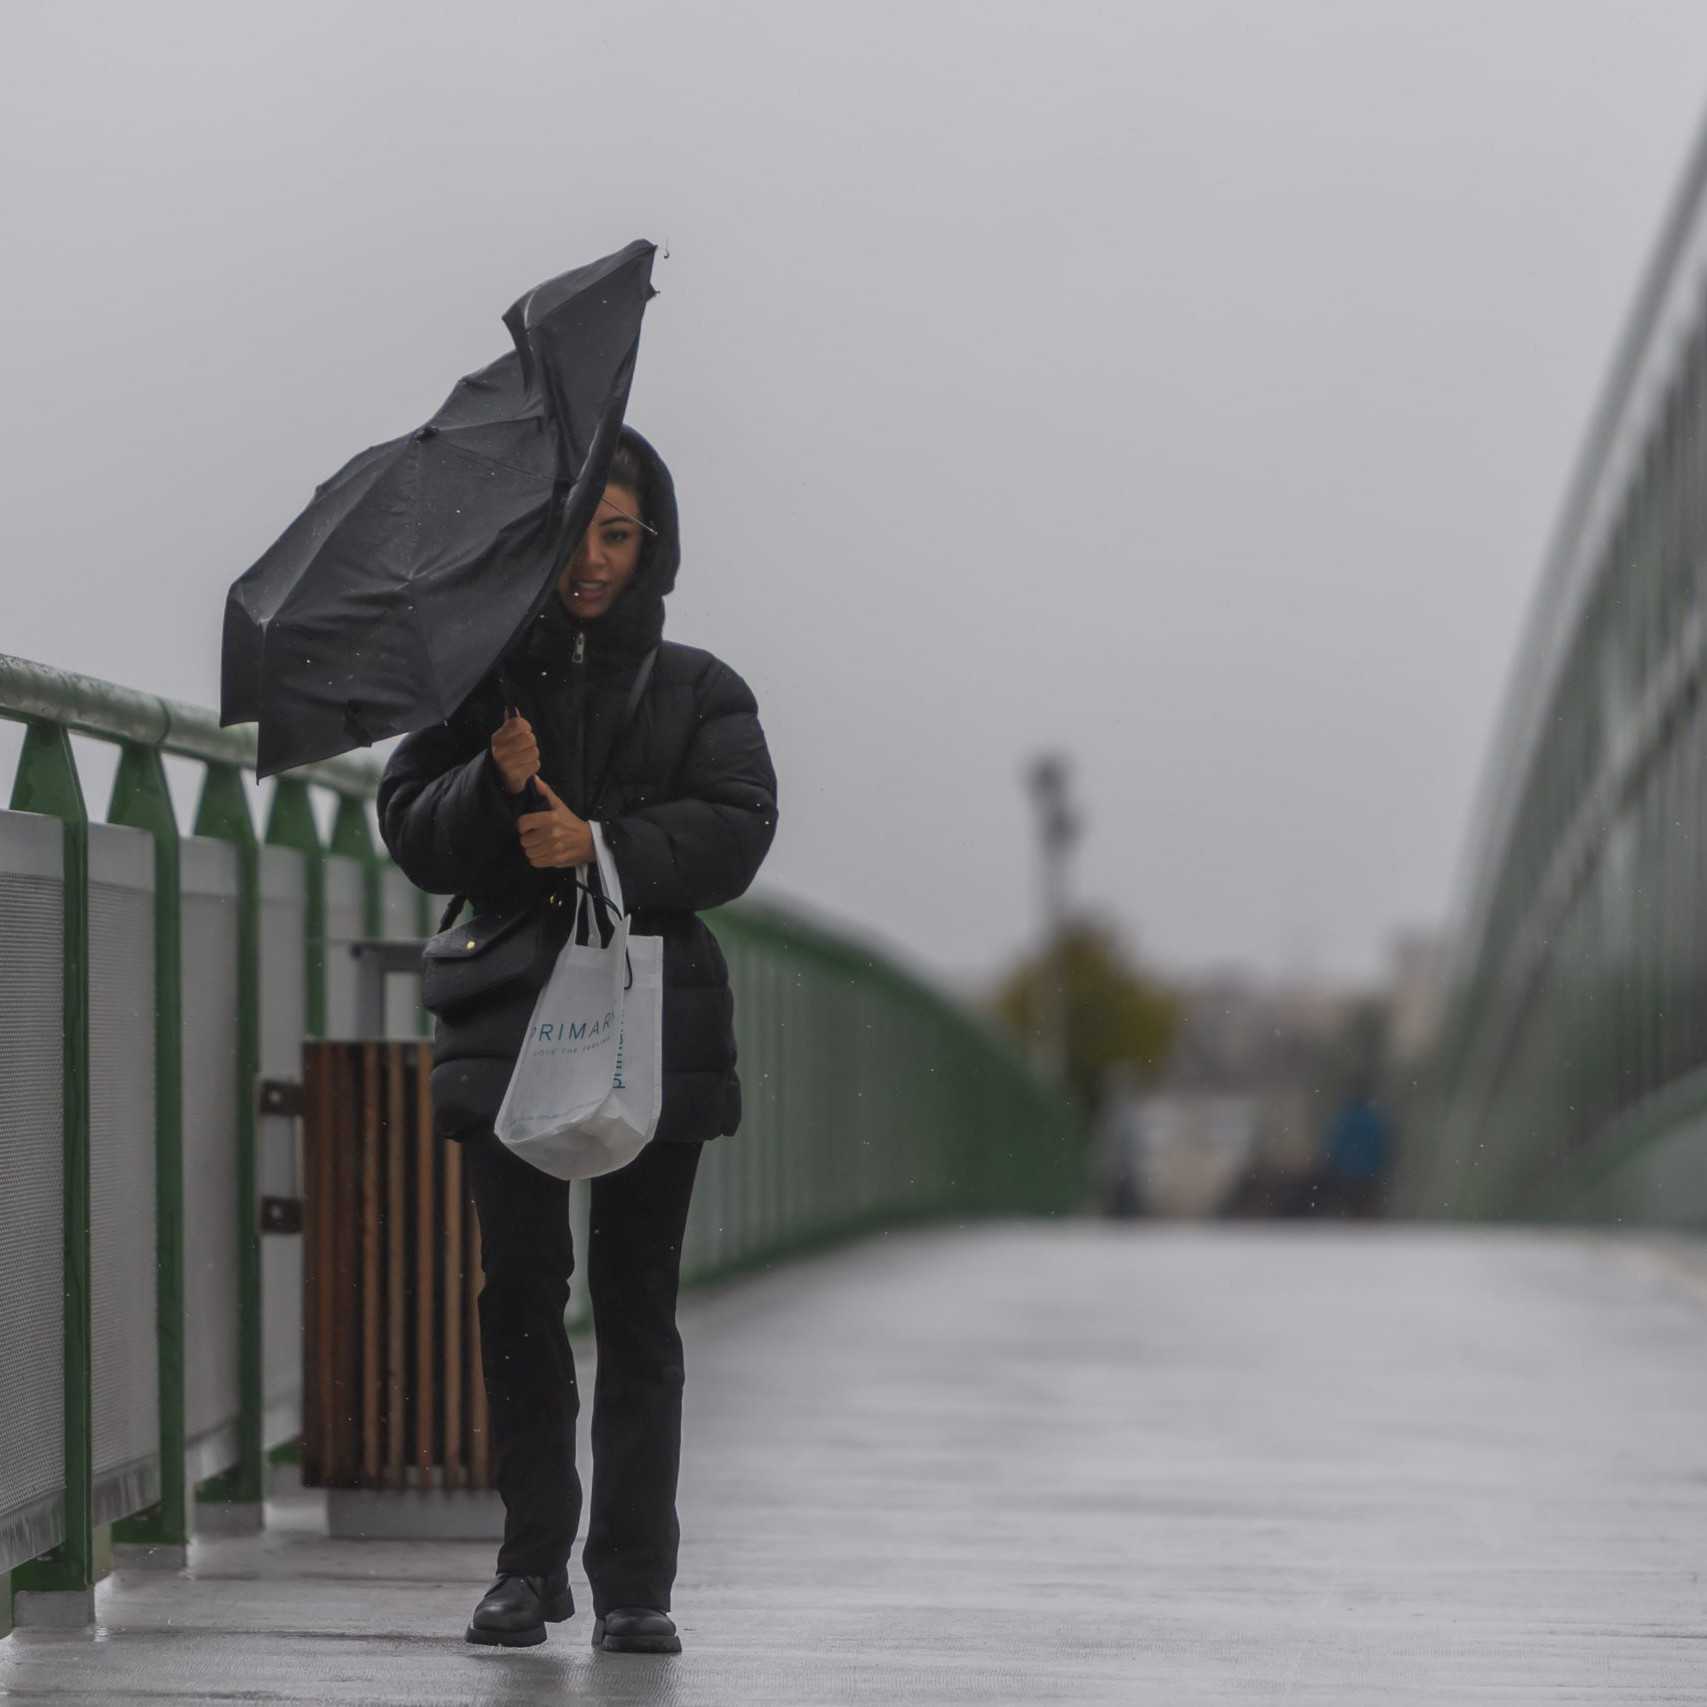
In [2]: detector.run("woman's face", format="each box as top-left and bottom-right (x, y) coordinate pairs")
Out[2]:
(557, 482), (645, 621)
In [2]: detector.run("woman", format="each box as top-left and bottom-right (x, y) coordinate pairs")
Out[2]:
(378, 426), (778, 1654)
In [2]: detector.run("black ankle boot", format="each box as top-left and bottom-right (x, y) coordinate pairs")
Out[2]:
(465, 1569), (575, 1647)
(591, 1606), (681, 1653)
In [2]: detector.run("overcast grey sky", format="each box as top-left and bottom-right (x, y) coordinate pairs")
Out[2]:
(4, 1), (1706, 990)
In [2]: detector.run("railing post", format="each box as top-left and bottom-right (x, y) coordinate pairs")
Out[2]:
(330, 793), (384, 938)
(330, 793), (386, 1038)
(259, 778), (326, 1477)
(8, 721), (95, 1617)
(106, 743), (188, 1562)
(332, 788), (387, 1031)
(265, 777), (326, 1039)
(190, 763), (265, 1518)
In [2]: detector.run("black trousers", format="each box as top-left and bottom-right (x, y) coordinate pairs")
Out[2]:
(463, 1131), (701, 1614)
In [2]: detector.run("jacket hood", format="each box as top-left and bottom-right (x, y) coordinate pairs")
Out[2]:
(525, 424), (678, 666)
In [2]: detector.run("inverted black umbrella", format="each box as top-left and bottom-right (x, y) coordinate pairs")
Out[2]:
(222, 239), (656, 777)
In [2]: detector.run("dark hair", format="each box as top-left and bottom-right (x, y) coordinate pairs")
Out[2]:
(605, 442), (648, 523)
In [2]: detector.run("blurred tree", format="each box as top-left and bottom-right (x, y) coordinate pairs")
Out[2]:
(992, 917), (1179, 1113)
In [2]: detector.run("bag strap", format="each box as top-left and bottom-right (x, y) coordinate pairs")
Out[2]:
(435, 645), (659, 935)
(592, 644), (658, 808)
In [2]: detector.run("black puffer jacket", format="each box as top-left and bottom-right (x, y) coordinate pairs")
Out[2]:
(377, 427), (779, 1143)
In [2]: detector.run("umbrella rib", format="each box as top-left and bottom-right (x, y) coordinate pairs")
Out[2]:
(408, 577), (454, 726)
(433, 434), (556, 489)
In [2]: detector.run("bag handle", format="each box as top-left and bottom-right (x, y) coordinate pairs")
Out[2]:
(570, 828), (629, 943)
(589, 822), (625, 917)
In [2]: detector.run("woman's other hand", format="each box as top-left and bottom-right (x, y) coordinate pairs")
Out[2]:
(490, 712), (541, 795)
(516, 778), (595, 869)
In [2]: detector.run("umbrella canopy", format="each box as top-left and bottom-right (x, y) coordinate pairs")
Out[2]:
(222, 239), (657, 778)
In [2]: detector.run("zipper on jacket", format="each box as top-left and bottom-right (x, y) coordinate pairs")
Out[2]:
(571, 630), (586, 666)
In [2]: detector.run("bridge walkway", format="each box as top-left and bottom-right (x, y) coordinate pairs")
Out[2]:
(2, 1221), (1705, 1703)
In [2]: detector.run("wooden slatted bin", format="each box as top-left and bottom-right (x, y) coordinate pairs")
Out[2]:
(301, 1041), (499, 1538)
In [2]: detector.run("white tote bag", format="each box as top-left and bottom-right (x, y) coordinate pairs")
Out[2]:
(493, 825), (664, 1179)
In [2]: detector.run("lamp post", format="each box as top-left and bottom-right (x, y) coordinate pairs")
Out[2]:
(1026, 753), (1080, 1088)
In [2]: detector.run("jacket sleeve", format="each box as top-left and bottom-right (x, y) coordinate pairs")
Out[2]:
(377, 699), (529, 898)
(601, 659), (778, 912)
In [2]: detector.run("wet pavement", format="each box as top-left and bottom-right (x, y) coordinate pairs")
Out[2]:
(4, 1221), (1707, 1703)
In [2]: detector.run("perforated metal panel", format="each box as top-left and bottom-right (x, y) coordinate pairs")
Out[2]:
(381, 866), (423, 1038)
(323, 855), (364, 1039)
(0, 812), (66, 1570)
(180, 836), (241, 1479)
(258, 847), (306, 1446)
(88, 824), (160, 1525)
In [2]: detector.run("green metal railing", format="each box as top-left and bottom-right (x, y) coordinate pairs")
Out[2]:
(0, 652), (1082, 1617)
(0, 657), (392, 1604)
(1395, 116), (1707, 1225)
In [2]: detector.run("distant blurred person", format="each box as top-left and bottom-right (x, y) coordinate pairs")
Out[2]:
(1320, 1085), (1391, 1217)
(1092, 1063), (1146, 1217)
